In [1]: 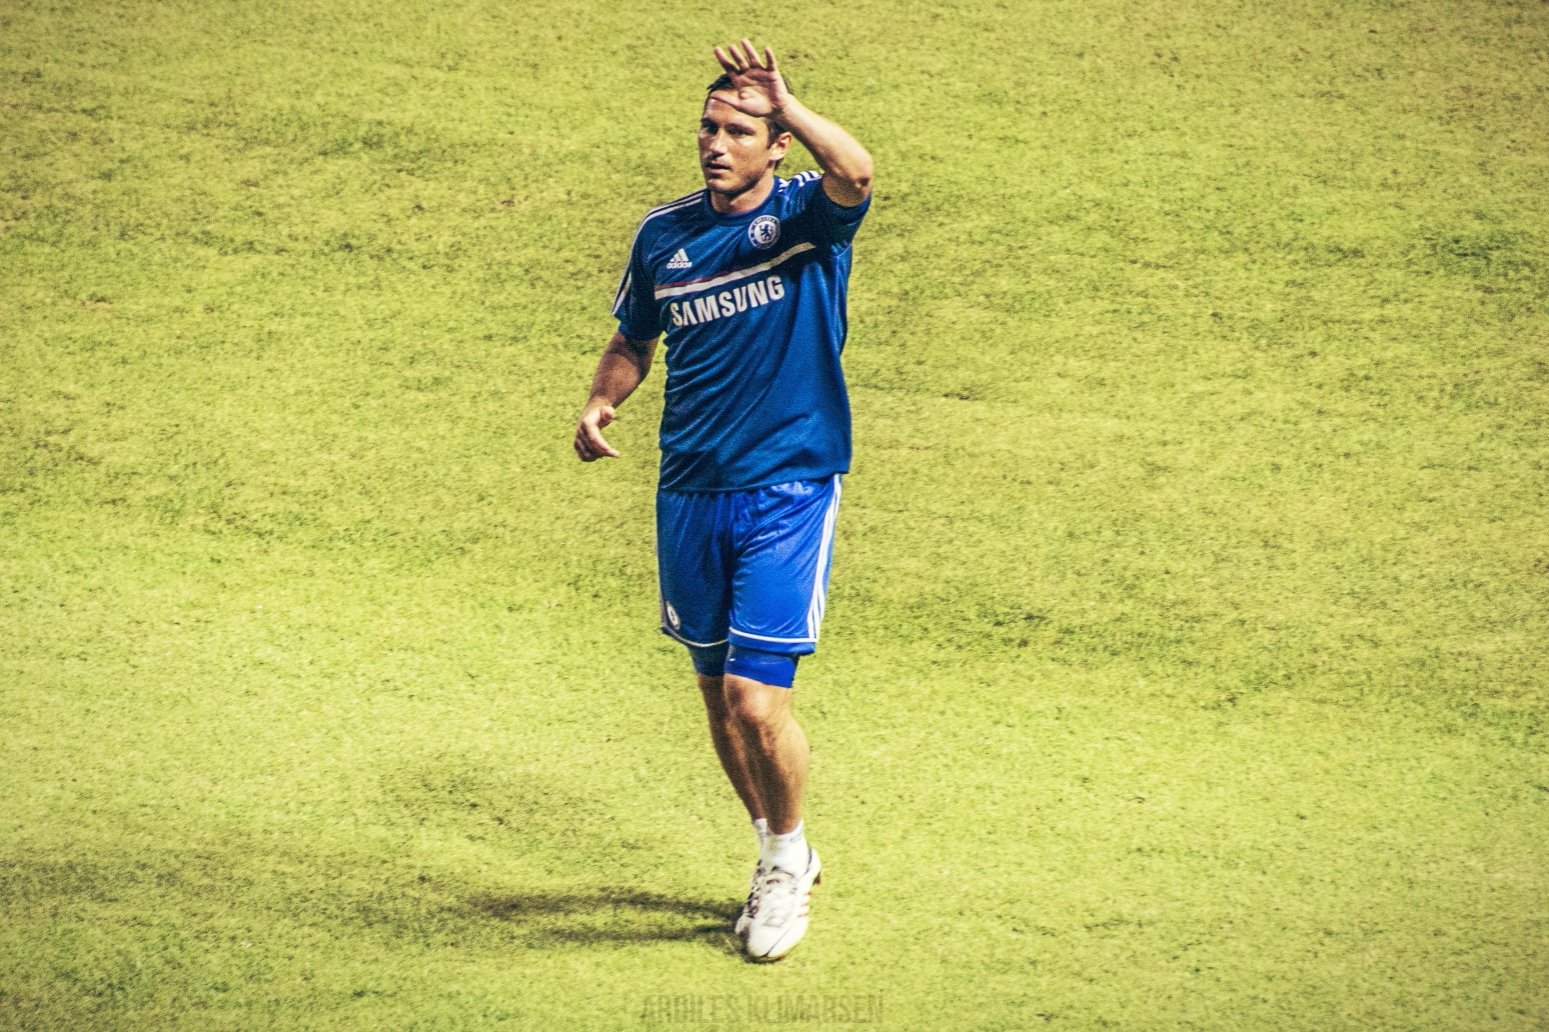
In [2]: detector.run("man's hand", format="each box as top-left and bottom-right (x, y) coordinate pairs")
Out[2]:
(712, 39), (795, 118)
(574, 333), (656, 463)
(713, 39), (873, 208)
(574, 403), (620, 461)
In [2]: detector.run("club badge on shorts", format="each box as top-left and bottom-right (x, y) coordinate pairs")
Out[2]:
(749, 215), (780, 249)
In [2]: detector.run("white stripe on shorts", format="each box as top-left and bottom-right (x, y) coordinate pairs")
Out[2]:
(663, 624), (729, 649)
(730, 627), (818, 645)
(805, 474), (842, 640)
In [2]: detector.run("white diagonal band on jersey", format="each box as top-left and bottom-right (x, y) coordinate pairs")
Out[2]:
(653, 242), (815, 301)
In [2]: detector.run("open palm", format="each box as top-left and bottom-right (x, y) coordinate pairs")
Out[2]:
(713, 39), (795, 116)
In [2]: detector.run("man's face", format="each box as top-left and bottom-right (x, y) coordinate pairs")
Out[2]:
(699, 93), (788, 199)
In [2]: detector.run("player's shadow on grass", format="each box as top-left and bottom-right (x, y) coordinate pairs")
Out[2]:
(470, 889), (743, 955)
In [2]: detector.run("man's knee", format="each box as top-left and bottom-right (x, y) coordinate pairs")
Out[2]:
(724, 673), (794, 732)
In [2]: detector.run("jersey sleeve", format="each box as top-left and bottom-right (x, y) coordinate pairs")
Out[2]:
(611, 225), (662, 340)
(786, 171), (871, 248)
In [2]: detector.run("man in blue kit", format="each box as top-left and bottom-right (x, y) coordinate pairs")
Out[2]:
(573, 39), (873, 961)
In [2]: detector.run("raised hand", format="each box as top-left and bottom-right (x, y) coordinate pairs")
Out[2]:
(712, 39), (795, 117)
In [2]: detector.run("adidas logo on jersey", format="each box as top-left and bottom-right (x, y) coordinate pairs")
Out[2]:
(667, 248), (693, 270)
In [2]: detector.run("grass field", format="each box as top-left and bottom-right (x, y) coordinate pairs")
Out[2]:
(3, 0), (1547, 1028)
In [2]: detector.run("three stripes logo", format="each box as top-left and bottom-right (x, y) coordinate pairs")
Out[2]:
(666, 248), (692, 270)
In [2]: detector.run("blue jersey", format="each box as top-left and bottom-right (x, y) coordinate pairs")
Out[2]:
(612, 172), (870, 492)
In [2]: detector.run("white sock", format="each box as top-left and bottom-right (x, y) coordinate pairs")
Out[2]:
(752, 817), (769, 857)
(762, 821), (808, 874)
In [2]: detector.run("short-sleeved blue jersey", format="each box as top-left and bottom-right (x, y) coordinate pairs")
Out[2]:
(612, 172), (869, 493)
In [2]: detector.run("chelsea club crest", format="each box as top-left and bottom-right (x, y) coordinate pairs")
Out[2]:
(748, 215), (781, 249)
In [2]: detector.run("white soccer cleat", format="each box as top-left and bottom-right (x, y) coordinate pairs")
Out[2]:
(734, 861), (765, 937)
(743, 847), (821, 961)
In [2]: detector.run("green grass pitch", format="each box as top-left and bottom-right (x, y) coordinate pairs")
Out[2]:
(2, 0), (1546, 1028)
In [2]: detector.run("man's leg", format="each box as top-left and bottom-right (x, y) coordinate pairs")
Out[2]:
(725, 668), (821, 962)
(721, 674), (807, 835)
(722, 478), (837, 960)
(697, 672), (767, 822)
(700, 670), (775, 939)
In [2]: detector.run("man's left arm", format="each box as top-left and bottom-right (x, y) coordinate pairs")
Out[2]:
(776, 99), (874, 208)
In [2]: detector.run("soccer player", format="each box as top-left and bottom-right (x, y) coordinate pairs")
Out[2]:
(573, 39), (873, 961)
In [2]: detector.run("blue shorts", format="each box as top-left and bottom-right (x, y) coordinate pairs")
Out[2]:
(657, 475), (842, 682)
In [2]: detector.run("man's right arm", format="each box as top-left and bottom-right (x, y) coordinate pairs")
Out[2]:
(574, 331), (659, 462)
